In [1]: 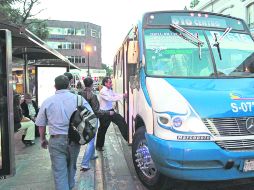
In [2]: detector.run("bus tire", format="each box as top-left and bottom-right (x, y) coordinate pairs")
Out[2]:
(132, 126), (168, 190)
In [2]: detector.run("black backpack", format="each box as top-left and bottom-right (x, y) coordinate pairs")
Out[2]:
(68, 95), (98, 145)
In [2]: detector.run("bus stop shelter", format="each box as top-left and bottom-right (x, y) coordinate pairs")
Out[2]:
(0, 20), (79, 93)
(0, 22), (80, 178)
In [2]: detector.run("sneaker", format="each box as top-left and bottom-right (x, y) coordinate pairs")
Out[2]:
(24, 141), (35, 146)
(80, 167), (90, 172)
(96, 147), (104, 151)
(91, 155), (98, 160)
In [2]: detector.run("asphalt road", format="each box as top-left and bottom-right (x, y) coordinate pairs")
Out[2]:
(99, 124), (147, 190)
(107, 124), (254, 190)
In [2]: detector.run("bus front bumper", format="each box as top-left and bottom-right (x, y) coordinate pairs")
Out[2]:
(146, 133), (254, 181)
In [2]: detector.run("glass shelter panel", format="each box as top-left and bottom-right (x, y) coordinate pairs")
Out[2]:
(0, 30), (15, 178)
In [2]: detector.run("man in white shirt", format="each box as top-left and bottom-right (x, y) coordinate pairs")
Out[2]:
(96, 77), (128, 151)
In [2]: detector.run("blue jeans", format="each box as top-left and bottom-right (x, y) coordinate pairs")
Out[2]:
(48, 135), (80, 190)
(81, 137), (95, 168)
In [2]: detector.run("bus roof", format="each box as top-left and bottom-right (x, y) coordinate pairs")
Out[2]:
(142, 10), (247, 31)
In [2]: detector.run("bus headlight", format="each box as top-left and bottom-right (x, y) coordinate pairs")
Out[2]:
(157, 113), (172, 127)
(154, 111), (208, 134)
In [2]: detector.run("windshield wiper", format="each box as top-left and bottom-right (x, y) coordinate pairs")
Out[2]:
(213, 27), (232, 60)
(195, 32), (202, 60)
(170, 24), (204, 60)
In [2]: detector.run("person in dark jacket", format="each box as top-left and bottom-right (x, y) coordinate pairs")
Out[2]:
(64, 72), (78, 94)
(21, 93), (38, 120)
(13, 92), (35, 145)
(13, 92), (23, 132)
(79, 77), (114, 172)
(21, 93), (39, 137)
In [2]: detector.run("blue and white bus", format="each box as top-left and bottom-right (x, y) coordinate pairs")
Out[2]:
(113, 11), (254, 189)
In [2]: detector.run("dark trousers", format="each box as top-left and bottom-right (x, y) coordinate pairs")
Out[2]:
(96, 113), (128, 148)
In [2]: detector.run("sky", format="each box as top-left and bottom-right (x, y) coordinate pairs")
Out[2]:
(34, 0), (192, 66)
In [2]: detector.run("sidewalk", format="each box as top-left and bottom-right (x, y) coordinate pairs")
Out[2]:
(0, 124), (144, 190)
(0, 132), (97, 190)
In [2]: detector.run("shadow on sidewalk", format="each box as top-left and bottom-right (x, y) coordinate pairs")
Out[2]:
(0, 132), (96, 190)
(0, 132), (54, 190)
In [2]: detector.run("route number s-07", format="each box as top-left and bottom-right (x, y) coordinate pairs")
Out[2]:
(231, 102), (254, 112)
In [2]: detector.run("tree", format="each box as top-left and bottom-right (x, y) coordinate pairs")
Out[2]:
(101, 63), (113, 77)
(0, 0), (49, 39)
(0, 0), (18, 21)
(190, 0), (200, 8)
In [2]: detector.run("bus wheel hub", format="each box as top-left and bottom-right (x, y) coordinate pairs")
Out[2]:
(134, 143), (157, 179)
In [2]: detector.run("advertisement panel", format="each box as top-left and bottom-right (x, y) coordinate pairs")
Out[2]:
(36, 67), (67, 107)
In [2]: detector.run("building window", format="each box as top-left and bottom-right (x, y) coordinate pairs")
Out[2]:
(76, 29), (86, 36)
(48, 42), (83, 50)
(75, 43), (81, 49)
(91, 29), (100, 38)
(48, 26), (87, 36)
(62, 43), (67, 49)
(67, 56), (74, 63)
(46, 41), (63, 49)
(67, 56), (86, 63)
(48, 27), (65, 35)
(247, 3), (254, 28)
(67, 28), (75, 35)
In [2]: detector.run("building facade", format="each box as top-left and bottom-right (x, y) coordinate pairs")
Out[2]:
(189, 0), (254, 35)
(45, 20), (102, 69)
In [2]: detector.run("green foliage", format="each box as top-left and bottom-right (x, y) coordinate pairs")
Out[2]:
(101, 63), (113, 76)
(26, 20), (49, 40)
(0, 0), (49, 40)
(190, 0), (200, 8)
(0, 0), (20, 22)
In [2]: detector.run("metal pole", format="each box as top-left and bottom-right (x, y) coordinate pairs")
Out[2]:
(88, 51), (90, 76)
(23, 47), (29, 94)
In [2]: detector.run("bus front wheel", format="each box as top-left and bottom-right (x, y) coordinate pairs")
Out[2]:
(132, 127), (168, 190)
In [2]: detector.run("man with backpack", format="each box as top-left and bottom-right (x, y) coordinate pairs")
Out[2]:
(79, 77), (114, 172)
(35, 75), (92, 190)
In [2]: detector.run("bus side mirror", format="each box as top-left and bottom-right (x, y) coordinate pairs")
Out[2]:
(127, 41), (138, 64)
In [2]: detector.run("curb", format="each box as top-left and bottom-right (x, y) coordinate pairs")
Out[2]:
(95, 151), (105, 190)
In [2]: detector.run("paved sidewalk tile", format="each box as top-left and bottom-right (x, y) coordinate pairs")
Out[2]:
(0, 132), (95, 190)
(0, 133), (54, 190)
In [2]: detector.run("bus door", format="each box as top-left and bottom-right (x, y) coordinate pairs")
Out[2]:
(123, 43), (128, 125)
(126, 39), (139, 143)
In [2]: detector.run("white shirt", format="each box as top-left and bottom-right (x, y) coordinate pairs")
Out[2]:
(99, 86), (123, 110)
(27, 103), (36, 118)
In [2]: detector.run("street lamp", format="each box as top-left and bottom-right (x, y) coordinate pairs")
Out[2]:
(85, 45), (92, 77)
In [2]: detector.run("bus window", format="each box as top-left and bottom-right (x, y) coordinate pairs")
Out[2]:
(145, 28), (213, 77)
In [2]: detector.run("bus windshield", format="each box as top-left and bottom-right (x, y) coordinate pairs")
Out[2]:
(206, 31), (254, 76)
(144, 28), (254, 78)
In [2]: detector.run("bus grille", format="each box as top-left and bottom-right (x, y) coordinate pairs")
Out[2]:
(202, 117), (254, 151)
(202, 117), (253, 137)
(215, 139), (254, 151)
